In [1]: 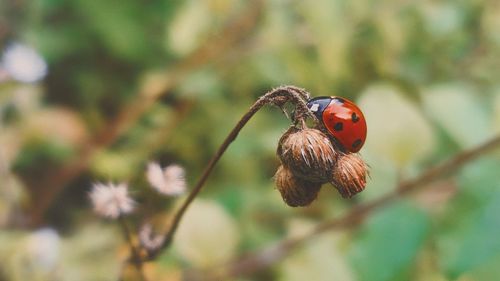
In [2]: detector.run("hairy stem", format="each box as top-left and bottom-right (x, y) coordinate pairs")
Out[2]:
(146, 85), (314, 259)
(119, 217), (148, 281)
(196, 134), (500, 279)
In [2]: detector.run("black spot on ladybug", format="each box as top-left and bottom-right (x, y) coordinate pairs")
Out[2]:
(351, 112), (359, 123)
(352, 139), (362, 148)
(334, 122), (343, 131)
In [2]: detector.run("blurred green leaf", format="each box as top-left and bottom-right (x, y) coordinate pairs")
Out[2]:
(437, 158), (500, 279)
(280, 220), (354, 281)
(174, 199), (240, 267)
(167, 0), (212, 55)
(481, 2), (500, 46)
(26, 24), (90, 63)
(177, 68), (223, 100)
(493, 88), (500, 133)
(60, 224), (122, 281)
(72, 0), (176, 63)
(359, 83), (436, 167)
(359, 154), (398, 200)
(422, 83), (493, 148)
(91, 150), (138, 180)
(349, 202), (430, 281)
(420, 2), (464, 37)
(13, 140), (74, 171)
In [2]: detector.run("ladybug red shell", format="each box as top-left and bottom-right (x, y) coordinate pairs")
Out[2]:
(307, 96), (367, 153)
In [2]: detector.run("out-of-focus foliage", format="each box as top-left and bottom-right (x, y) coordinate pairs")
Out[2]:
(1, 0), (500, 280)
(174, 199), (240, 267)
(280, 219), (355, 281)
(359, 84), (435, 167)
(349, 203), (430, 281)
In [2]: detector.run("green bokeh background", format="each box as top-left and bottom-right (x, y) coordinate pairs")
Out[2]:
(1, 0), (500, 280)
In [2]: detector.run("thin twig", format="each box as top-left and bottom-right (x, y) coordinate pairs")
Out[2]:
(23, 0), (264, 227)
(118, 217), (148, 281)
(193, 134), (500, 280)
(146, 85), (315, 260)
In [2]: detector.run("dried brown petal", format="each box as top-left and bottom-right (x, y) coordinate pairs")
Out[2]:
(274, 165), (322, 207)
(277, 127), (338, 183)
(331, 153), (368, 198)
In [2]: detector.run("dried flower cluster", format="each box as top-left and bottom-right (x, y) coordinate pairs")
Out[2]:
(275, 126), (368, 207)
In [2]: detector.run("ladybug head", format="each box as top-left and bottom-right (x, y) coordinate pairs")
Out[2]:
(306, 97), (332, 121)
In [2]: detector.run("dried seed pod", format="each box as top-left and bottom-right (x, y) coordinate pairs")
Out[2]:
(277, 127), (338, 183)
(331, 153), (368, 198)
(274, 165), (321, 207)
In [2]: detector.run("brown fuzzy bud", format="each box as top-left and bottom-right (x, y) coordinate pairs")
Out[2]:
(277, 127), (338, 183)
(331, 153), (368, 198)
(274, 165), (322, 207)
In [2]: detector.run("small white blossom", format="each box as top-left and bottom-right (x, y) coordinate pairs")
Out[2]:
(89, 182), (135, 219)
(139, 224), (164, 251)
(1, 43), (47, 83)
(146, 162), (186, 196)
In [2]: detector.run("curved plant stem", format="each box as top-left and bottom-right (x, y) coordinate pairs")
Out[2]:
(146, 85), (315, 259)
(119, 217), (148, 281)
(191, 134), (500, 280)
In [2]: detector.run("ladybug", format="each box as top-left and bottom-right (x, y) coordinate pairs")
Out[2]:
(306, 96), (367, 153)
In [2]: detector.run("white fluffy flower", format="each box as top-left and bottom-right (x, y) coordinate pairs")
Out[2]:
(139, 224), (164, 251)
(89, 182), (135, 219)
(1, 43), (47, 83)
(146, 162), (186, 196)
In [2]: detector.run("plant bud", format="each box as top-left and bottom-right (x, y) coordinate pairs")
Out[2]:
(274, 165), (322, 207)
(331, 153), (368, 198)
(277, 127), (338, 183)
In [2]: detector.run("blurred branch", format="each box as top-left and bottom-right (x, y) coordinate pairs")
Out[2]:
(23, 0), (264, 227)
(191, 134), (500, 280)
